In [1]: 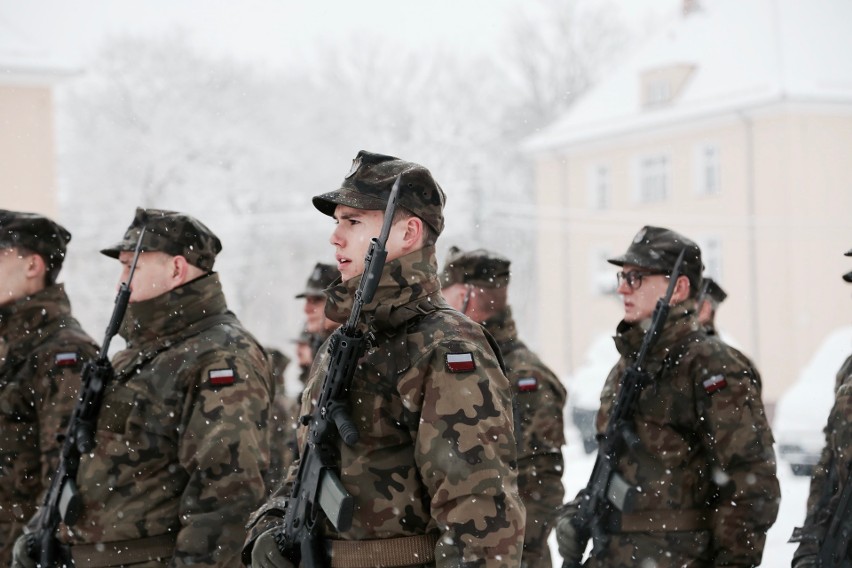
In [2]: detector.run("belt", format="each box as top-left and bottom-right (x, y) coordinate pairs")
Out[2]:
(607, 510), (711, 533)
(69, 534), (176, 568)
(0, 503), (36, 523)
(327, 533), (438, 568)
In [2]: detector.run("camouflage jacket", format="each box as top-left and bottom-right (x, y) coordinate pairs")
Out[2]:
(0, 285), (97, 561)
(589, 301), (779, 567)
(482, 308), (565, 568)
(793, 354), (852, 562)
(59, 273), (272, 567)
(248, 247), (525, 568)
(264, 349), (298, 495)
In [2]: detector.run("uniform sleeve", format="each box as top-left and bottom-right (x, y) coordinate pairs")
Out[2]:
(173, 344), (272, 568)
(413, 340), (525, 568)
(512, 367), (566, 566)
(692, 350), (780, 566)
(794, 381), (852, 561)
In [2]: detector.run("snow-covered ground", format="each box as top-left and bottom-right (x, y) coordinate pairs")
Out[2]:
(547, 422), (810, 566)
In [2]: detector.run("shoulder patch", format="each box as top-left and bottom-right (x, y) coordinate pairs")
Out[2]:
(54, 352), (79, 367)
(446, 352), (476, 373)
(702, 374), (727, 394)
(209, 368), (236, 387)
(516, 377), (538, 392)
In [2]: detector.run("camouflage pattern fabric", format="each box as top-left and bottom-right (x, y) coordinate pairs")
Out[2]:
(792, 354), (852, 564)
(0, 285), (98, 565)
(39, 273), (272, 567)
(248, 246), (525, 568)
(568, 301), (779, 567)
(482, 308), (566, 568)
(264, 349), (299, 495)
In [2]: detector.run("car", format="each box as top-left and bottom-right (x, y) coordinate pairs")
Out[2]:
(773, 325), (852, 477)
(567, 333), (619, 454)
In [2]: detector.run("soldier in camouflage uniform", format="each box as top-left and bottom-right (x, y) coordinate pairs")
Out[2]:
(14, 208), (272, 568)
(264, 347), (293, 494)
(245, 150), (525, 568)
(297, 262), (339, 358)
(696, 276), (727, 336)
(556, 226), (780, 568)
(0, 210), (98, 566)
(440, 247), (566, 568)
(789, 248), (852, 567)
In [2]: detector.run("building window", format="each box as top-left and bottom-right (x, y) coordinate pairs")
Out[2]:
(588, 164), (610, 210)
(636, 154), (669, 203)
(589, 247), (616, 295)
(696, 144), (720, 196)
(646, 80), (671, 106)
(698, 236), (722, 281)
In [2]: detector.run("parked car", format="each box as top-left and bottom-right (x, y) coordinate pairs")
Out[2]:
(773, 325), (852, 476)
(567, 333), (618, 454)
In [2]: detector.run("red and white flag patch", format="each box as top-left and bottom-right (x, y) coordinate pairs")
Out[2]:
(209, 368), (236, 387)
(517, 377), (538, 392)
(702, 374), (727, 394)
(446, 353), (476, 373)
(54, 352), (78, 367)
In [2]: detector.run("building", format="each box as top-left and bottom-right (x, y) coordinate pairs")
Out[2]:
(522, 0), (852, 404)
(0, 19), (76, 217)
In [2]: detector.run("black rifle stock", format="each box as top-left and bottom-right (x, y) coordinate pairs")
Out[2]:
(818, 468), (852, 567)
(274, 176), (402, 567)
(564, 249), (687, 568)
(28, 227), (146, 567)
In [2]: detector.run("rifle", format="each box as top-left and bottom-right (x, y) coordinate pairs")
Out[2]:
(818, 468), (852, 567)
(274, 176), (402, 567)
(565, 249), (687, 567)
(27, 227), (146, 567)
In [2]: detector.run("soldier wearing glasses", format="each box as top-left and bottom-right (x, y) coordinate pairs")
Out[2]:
(556, 226), (779, 567)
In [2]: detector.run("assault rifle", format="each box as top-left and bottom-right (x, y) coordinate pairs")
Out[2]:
(274, 176), (402, 567)
(818, 468), (852, 567)
(27, 227), (146, 567)
(564, 249), (687, 567)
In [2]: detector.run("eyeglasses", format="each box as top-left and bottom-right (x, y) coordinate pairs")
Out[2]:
(616, 270), (667, 290)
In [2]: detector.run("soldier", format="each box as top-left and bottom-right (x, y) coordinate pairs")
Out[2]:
(0, 210), (98, 565)
(13, 207), (272, 567)
(244, 150), (525, 568)
(556, 226), (780, 567)
(440, 247), (567, 568)
(264, 347), (294, 494)
(696, 276), (727, 336)
(296, 261), (339, 360)
(789, 248), (852, 567)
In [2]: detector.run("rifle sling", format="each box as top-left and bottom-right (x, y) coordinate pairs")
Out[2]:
(606, 509), (711, 533)
(68, 534), (176, 567)
(327, 533), (438, 568)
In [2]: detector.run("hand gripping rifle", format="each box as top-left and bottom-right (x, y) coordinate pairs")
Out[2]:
(28, 227), (146, 567)
(274, 176), (402, 567)
(564, 248), (687, 568)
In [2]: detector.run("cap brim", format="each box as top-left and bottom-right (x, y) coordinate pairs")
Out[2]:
(843, 270), (852, 283)
(100, 242), (135, 259)
(294, 288), (326, 299)
(845, 248), (852, 257)
(312, 188), (387, 217)
(607, 252), (667, 272)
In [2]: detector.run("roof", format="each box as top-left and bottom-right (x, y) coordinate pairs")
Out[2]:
(523, 0), (852, 152)
(0, 16), (78, 84)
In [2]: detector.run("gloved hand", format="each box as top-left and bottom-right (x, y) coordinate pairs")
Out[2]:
(250, 529), (294, 568)
(555, 513), (585, 567)
(11, 534), (37, 568)
(791, 555), (817, 568)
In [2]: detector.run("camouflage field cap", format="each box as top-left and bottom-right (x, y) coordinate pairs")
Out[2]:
(440, 246), (511, 289)
(700, 277), (727, 303)
(312, 150), (446, 235)
(295, 262), (338, 298)
(0, 209), (71, 273)
(101, 207), (222, 271)
(844, 247), (852, 283)
(608, 225), (703, 291)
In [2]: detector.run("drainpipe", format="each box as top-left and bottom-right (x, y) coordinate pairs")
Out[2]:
(738, 110), (761, 362)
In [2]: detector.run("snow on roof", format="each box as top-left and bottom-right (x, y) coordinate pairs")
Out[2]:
(524, 0), (852, 152)
(0, 16), (78, 83)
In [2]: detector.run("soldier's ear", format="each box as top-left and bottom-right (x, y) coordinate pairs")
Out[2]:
(25, 252), (47, 280)
(671, 274), (691, 304)
(399, 215), (424, 252)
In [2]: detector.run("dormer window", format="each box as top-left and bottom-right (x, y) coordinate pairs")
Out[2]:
(641, 64), (695, 108)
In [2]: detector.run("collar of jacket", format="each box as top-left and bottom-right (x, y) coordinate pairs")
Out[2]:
(0, 284), (72, 340)
(119, 272), (227, 346)
(481, 307), (518, 348)
(324, 245), (442, 331)
(613, 299), (701, 365)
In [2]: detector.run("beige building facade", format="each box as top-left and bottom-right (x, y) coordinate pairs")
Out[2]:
(524, 0), (852, 403)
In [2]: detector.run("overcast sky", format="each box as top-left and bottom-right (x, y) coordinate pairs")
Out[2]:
(0, 0), (682, 70)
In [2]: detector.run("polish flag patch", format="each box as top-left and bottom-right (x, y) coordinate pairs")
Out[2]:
(702, 374), (728, 394)
(209, 368), (236, 387)
(446, 353), (476, 373)
(54, 352), (78, 367)
(517, 377), (538, 392)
